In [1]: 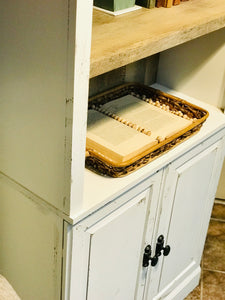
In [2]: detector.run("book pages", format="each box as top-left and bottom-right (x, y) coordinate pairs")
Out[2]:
(87, 110), (157, 163)
(101, 95), (192, 141)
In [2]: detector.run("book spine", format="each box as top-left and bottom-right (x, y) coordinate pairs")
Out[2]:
(156, 0), (164, 7)
(173, 0), (180, 5)
(135, 0), (156, 8)
(163, 0), (173, 7)
(149, 0), (156, 8)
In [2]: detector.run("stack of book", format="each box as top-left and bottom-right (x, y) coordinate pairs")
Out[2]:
(136, 0), (189, 8)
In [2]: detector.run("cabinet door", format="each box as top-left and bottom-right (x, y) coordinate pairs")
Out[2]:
(86, 191), (149, 300)
(146, 140), (224, 300)
(68, 173), (162, 300)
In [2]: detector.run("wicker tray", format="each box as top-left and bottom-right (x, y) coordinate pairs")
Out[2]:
(86, 83), (209, 177)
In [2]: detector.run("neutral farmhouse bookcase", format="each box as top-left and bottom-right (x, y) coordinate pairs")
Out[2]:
(0, 1), (225, 299)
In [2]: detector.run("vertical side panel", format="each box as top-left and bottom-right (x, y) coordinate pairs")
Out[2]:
(157, 28), (225, 109)
(0, 0), (70, 213)
(70, 0), (94, 215)
(0, 180), (63, 300)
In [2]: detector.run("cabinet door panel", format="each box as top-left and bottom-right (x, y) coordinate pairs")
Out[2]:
(86, 190), (150, 300)
(154, 142), (223, 299)
(161, 147), (217, 288)
(68, 172), (163, 300)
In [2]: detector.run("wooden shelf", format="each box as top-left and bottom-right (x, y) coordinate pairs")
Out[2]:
(90, 0), (225, 78)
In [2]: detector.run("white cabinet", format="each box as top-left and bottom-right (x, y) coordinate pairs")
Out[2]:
(1, 1), (225, 300)
(146, 140), (225, 300)
(66, 133), (225, 300)
(68, 172), (163, 300)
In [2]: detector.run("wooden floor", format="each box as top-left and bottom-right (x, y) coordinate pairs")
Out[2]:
(185, 201), (225, 299)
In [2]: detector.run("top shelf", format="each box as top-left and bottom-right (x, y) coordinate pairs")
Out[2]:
(90, 0), (225, 78)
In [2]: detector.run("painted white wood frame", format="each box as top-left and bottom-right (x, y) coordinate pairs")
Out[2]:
(0, 0), (70, 213)
(0, 0), (93, 216)
(69, 0), (93, 215)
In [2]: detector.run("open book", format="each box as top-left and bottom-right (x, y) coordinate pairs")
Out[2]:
(86, 94), (193, 166)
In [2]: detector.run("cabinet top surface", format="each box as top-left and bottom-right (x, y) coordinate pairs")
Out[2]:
(80, 86), (225, 224)
(90, 0), (225, 78)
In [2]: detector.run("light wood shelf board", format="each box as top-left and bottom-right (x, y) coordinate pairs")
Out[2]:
(90, 0), (225, 78)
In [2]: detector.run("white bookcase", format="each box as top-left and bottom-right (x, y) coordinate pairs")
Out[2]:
(0, 1), (225, 299)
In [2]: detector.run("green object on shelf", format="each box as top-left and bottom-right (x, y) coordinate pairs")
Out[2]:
(135, 0), (156, 9)
(94, 0), (136, 12)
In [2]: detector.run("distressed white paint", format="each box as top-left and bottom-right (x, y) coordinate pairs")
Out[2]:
(156, 142), (222, 299)
(66, 132), (225, 300)
(0, 180), (63, 300)
(135, 171), (163, 300)
(86, 190), (150, 300)
(1, 1), (225, 298)
(0, 0), (94, 215)
(64, 223), (91, 300)
(67, 189), (153, 300)
(1, 79), (225, 299)
(64, 172), (162, 299)
(0, 0), (70, 213)
(67, 88), (225, 298)
(69, 0), (93, 215)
